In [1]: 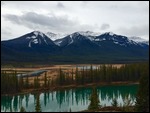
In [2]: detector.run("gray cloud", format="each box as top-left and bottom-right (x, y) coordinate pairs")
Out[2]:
(4, 12), (74, 31)
(117, 24), (149, 38)
(57, 2), (65, 8)
(3, 12), (96, 33)
(1, 1), (149, 40)
(2, 29), (12, 36)
(1, 28), (13, 40)
(100, 23), (110, 30)
(4, 14), (21, 24)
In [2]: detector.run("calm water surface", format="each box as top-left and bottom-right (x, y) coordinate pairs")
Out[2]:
(1, 84), (138, 112)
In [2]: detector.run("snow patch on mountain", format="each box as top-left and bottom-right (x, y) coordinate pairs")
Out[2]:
(33, 31), (38, 37)
(33, 39), (38, 44)
(94, 38), (106, 41)
(78, 31), (100, 36)
(26, 37), (31, 39)
(101, 32), (116, 36)
(142, 41), (149, 45)
(28, 40), (32, 47)
(55, 40), (62, 46)
(129, 36), (146, 42)
(109, 32), (114, 36)
(33, 31), (44, 38)
(114, 41), (119, 44)
(69, 34), (74, 45)
(46, 32), (68, 41)
(31, 36), (36, 39)
(26, 31), (50, 47)
(128, 36), (149, 46)
(78, 31), (100, 41)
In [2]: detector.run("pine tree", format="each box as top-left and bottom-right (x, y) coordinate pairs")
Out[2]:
(59, 67), (65, 85)
(20, 106), (26, 112)
(135, 68), (149, 112)
(25, 76), (29, 89)
(81, 67), (85, 85)
(19, 74), (24, 90)
(44, 72), (47, 88)
(35, 94), (42, 112)
(75, 66), (79, 84)
(88, 87), (100, 110)
(71, 68), (74, 83)
(111, 98), (118, 107)
(123, 95), (133, 112)
(34, 77), (40, 89)
(90, 65), (93, 83)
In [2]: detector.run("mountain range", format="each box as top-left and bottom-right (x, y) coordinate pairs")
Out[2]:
(1, 31), (149, 65)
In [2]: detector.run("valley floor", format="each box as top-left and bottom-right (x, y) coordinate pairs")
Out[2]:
(1, 63), (140, 96)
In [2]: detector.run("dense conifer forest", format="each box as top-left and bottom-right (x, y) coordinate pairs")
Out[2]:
(1, 62), (148, 94)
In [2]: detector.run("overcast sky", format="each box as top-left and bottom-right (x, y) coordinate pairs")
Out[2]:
(1, 1), (149, 41)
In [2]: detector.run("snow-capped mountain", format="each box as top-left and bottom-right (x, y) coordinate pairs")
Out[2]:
(45, 31), (100, 42)
(128, 36), (149, 46)
(129, 36), (147, 42)
(77, 31), (101, 41)
(26, 31), (56, 47)
(45, 31), (149, 46)
(55, 31), (148, 48)
(94, 32), (140, 47)
(54, 32), (94, 46)
(78, 31), (101, 36)
(141, 41), (149, 45)
(45, 32), (68, 41)
(129, 37), (149, 47)
(1, 31), (58, 53)
(1, 31), (149, 64)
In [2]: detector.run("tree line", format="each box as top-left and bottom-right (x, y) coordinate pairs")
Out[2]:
(1, 62), (148, 94)
(57, 62), (148, 86)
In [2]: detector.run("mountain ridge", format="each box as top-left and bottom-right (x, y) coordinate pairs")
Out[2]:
(1, 31), (149, 65)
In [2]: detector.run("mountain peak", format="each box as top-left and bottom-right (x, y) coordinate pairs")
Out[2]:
(70, 32), (81, 37)
(102, 32), (115, 36)
(77, 31), (101, 37)
(18, 31), (56, 48)
(45, 32), (68, 41)
(2, 30), (149, 63)
(32, 31), (44, 38)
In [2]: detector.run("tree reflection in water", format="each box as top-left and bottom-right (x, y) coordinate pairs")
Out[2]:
(1, 84), (138, 112)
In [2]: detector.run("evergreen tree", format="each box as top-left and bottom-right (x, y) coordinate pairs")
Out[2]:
(135, 68), (149, 112)
(81, 67), (85, 85)
(123, 95), (133, 112)
(111, 98), (118, 107)
(19, 74), (24, 90)
(88, 87), (100, 110)
(20, 106), (26, 112)
(58, 67), (65, 85)
(75, 66), (79, 84)
(90, 65), (93, 83)
(34, 77), (40, 89)
(25, 76), (29, 89)
(71, 68), (74, 83)
(35, 94), (42, 112)
(44, 72), (47, 88)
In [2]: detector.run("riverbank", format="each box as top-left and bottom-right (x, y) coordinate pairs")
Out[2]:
(1, 81), (139, 96)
